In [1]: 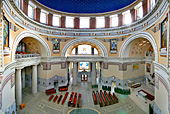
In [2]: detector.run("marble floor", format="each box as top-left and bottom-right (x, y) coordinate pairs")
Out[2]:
(17, 82), (146, 114)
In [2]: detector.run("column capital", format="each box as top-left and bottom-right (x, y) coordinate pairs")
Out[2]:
(16, 67), (24, 70)
(33, 63), (39, 66)
(73, 62), (78, 64)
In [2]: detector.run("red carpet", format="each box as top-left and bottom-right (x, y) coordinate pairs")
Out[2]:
(138, 90), (154, 101)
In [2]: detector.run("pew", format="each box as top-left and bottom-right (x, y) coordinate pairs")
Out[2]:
(53, 95), (58, 102)
(96, 91), (103, 107)
(113, 93), (119, 103)
(49, 95), (54, 101)
(109, 92), (116, 104)
(92, 91), (97, 105)
(68, 92), (74, 106)
(77, 94), (81, 108)
(57, 95), (63, 104)
(72, 93), (77, 107)
(61, 92), (69, 105)
(104, 91), (111, 105)
(100, 90), (107, 106)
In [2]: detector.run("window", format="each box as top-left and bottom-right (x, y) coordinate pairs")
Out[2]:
(94, 48), (98, 55)
(80, 17), (90, 28)
(15, 0), (20, 8)
(66, 16), (74, 28)
(28, 5), (34, 19)
(123, 10), (132, 25)
(78, 45), (91, 54)
(71, 48), (76, 55)
(96, 17), (105, 28)
(135, 2), (143, 20)
(150, 0), (155, 10)
(40, 12), (47, 24)
(53, 15), (60, 26)
(110, 15), (118, 27)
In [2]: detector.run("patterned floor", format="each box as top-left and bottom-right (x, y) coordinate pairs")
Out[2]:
(17, 82), (146, 114)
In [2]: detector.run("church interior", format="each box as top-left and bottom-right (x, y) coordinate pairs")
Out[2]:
(0, 0), (169, 114)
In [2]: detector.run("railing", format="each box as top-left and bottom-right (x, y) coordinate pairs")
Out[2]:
(15, 54), (40, 59)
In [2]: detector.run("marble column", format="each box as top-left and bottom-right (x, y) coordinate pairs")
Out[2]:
(15, 68), (22, 106)
(32, 65), (37, 96)
(22, 69), (25, 89)
(91, 62), (96, 85)
(73, 62), (78, 86)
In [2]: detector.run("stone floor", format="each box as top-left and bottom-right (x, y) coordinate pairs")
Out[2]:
(17, 82), (146, 114)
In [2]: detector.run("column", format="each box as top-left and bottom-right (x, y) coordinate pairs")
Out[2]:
(142, 0), (149, 17)
(47, 13), (53, 26)
(22, 69), (25, 89)
(118, 13), (123, 27)
(15, 69), (22, 106)
(32, 65), (37, 96)
(21, 0), (29, 15)
(130, 8), (136, 23)
(34, 7), (41, 22)
(90, 17), (96, 29)
(60, 16), (66, 28)
(74, 17), (80, 29)
(105, 16), (110, 28)
(100, 62), (103, 83)
(73, 62), (78, 86)
(91, 62), (96, 85)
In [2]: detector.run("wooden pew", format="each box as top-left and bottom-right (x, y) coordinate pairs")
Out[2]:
(68, 92), (74, 106)
(49, 95), (54, 101)
(104, 91), (111, 105)
(77, 93), (81, 108)
(46, 88), (56, 95)
(109, 92), (116, 104)
(57, 95), (63, 104)
(92, 91), (97, 105)
(72, 93), (77, 107)
(100, 90), (107, 106)
(113, 93), (119, 103)
(61, 92), (69, 105)
(96, 91), (103, 107)
(53, 95), (58, 102)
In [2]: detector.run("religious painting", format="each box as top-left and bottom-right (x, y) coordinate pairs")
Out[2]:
(160, 17), (167, 56)
(61, 62), (66, 69)
(79, 62), (89, 70)
(133, 64), (139, 70)
(119, 64), (127, 71)
(3, 16), (10, 53)
(103, 63), (108, 69)
(53, 39), (60, 53)
(110, 39), (117, 53)
(146, 63), (151, 73)
(146, 46), (154, 57)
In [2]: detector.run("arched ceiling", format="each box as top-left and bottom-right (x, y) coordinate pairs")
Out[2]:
(36, 0), (136, 13)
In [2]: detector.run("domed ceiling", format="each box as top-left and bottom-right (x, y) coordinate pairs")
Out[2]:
(36, 0), (136, 13)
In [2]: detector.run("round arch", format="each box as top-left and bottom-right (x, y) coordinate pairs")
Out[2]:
(12, 31), (51, 61)
(61, 38), (108, 57)
(119, 32), (158, 62)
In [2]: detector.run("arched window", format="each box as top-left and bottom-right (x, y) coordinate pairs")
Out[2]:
(66, 16), (74, 28)
(110, 15), (118, 27)
(53, 15), (60, 27)
(135, 2), (143, 20)
(80, 17), (90, 28)
(40, 11), (47, 24)
(96, 16), (105, 28)
(123, 10), (132, 25)
(28, 4), (34, 19)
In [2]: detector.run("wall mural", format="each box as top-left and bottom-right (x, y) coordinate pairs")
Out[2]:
(110, 39), (117, 53)
(3, 16), (10, 54)
(160, 17), (167, 57)
(133, 64), (139, 70)
(53, 39), (60, 53)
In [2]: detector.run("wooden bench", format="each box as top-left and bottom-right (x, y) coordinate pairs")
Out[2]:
(68, 92), (74, 106)
(61, 92), (69, 105)
(92, 91), (97, 105)
(100, 90), (107, 106)
(77, 94), (81, 108)
(96, 91), (103, 107)
(57, 95), (63, 104)
(113, 93), (119, 103)
(49, 95), (54, 101)
(104, 91), (111, 105)
(109, 92), (116, 104)
(53, 95), (58, 102)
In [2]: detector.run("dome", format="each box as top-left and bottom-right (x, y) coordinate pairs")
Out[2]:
(36, 0), (136, 13)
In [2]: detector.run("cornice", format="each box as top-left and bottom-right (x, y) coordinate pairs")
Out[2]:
(2, 0), (168, 38)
